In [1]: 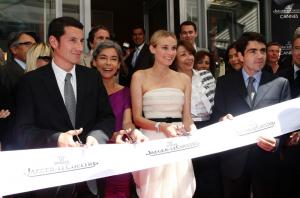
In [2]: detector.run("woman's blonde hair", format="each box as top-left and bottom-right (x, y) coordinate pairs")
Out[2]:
(26, 43), (52, 72)
(149, 30), (177, 47)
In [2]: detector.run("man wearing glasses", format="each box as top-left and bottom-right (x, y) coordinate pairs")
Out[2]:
(0, 31), (39, 150)
(0, 31), (39, 94)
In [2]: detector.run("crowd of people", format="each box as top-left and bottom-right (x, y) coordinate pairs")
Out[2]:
(0, 16), (299, 198)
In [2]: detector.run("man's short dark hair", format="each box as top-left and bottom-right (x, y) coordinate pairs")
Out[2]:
(7, 31), (40, 49)
(87, 25), (111, 50)
(7, 31), (40, 54)
(131, 26), (145, 35)
(180, 21), (197, 33)
(48, 16), (83, 41)
(267, 41), (282, 49)
(236, 32), (266, 55)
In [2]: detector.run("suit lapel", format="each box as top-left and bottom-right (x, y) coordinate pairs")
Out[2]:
(11, 60), (25, 75)
(75, 66), (86, 128)
(253, 72), (273, 108)
(235, 71), (251, 108)
(42, 64), (73, 127)
(134, 44), (147, 70)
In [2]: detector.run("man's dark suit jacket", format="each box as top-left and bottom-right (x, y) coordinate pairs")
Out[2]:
(211, 70), (290, 179)
(0, 80), (10, 143)
(278, 66), (300, 98)
(278, 66), (300, 180)
(0, 59), (25, 95)
(120, 43), (154, 87)
(13, 63), (115, 149)
(0, 59), (24, 149)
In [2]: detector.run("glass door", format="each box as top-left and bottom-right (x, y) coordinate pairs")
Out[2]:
(0, 0), (56, 51)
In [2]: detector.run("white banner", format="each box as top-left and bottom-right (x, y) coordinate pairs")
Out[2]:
(1, 98), (300, 196)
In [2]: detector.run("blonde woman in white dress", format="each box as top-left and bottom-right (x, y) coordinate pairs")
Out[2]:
(131, 30), (196, 198)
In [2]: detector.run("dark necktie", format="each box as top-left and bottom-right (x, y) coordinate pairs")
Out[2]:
(247, 77), (256, 107)
(131, 48), (140, 67)
(64, 73), (76, 127)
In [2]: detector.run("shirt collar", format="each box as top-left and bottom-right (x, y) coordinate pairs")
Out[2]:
(242, 68), (262, 91)
(51, 60), (76, 82)
(136, 43), (145, 51)
(14, 58), (26, 70)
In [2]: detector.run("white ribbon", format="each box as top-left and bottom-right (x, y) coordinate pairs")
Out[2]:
(1, 98), (300, 196)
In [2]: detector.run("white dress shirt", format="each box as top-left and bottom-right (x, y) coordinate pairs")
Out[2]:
(51, 60), (77, 103)
(14, 58), (26, 70)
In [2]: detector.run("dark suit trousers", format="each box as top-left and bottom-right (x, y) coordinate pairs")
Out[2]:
(7, 182), (98, 198)
(222, 148), (281, 198)
(279, 145), (300, 198)
(193, 121), (223, 198)
(193, 154), (223, 198)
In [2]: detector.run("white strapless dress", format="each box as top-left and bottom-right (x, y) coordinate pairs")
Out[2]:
(133, 88), (196, 198)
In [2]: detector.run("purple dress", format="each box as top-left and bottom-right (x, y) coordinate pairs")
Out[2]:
(104, 87), (133, 198)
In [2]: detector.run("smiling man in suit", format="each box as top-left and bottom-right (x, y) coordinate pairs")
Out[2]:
(120, 26), (154, 87)
(211, 32), (290, 198)
(13, 16), (115, 198)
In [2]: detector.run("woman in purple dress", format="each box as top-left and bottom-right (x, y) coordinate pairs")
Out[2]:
(93, 40), (145, 198)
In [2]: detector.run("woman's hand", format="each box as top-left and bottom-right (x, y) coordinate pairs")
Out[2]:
(131, 129), (148, 143)
(114, 128), (148, 144)
(160, 123), (178, 138)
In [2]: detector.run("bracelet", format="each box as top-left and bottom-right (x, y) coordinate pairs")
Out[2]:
(154, 122), (161, 133)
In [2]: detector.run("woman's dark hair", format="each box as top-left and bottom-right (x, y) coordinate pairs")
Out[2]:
(194, 50), (215, 75)
(171, 40), (195, 71)
(225, 41), (239, 74)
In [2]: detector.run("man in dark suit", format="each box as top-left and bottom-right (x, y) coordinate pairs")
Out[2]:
(263, 42), (285, 74)
(211, 32), (291, 198)
(13, 16), (115, 198)
(0, 31), (39, 150)
(277, 33), (300, 198)
(0, 31), (39, 95)
(180, 21), (200, 51)
(0, 81), (11, 146)
(80, 25), (111, 67)
(120, 26), (154, 87)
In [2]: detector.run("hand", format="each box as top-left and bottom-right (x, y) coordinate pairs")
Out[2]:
(86, 136), (99, 147)
(219, 114), (234, 121)
(114, 128), (138, 144)
(0, 109), (10, 118)
(287, 132), (300, 146)
(131, 129), (148, 143)
(114, 131), (126, 144)
(160, 123), (178, 138)
(57, 128), (83, 147)
(257, 135), (277, 152)
(175, 124), (189, 136)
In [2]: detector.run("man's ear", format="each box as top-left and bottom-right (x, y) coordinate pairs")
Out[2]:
(9, 46), (17, 56)
(49, 35), (58, 49)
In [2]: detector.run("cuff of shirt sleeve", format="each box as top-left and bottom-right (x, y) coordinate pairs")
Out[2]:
(88, 130), (109, 144)
(48, 132), (61, 147)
